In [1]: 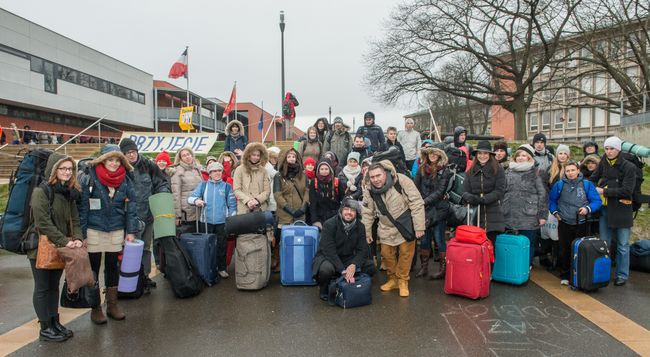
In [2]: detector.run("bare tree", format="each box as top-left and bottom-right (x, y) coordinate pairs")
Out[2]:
(365, 0), (582, 139)
(422, 90), (491, 136)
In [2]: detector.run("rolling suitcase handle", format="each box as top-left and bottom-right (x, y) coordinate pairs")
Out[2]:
(576, 211), (592, 238)
(195, 206), (208, 234)
(466, 204), (480, 227)
(292, 220), (308, 226)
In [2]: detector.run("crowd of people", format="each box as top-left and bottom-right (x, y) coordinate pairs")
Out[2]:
(27, 111), (640, 342)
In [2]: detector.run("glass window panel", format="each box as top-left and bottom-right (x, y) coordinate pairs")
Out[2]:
(542, 111), (550, 129)
(594, 75), (606, 95)
(554, 110), (563, 129)
(609, 77), (620, 94)
(609, 111), (620, 125)
(580, 76), (592, 93)
(529, 112), (538, 130)
(594, 108), (605, 127)
(30, 57), (43, 73)
(567, 108), (577, 128)
(580, 107), (591, 128)
(43, 62), (56, 93)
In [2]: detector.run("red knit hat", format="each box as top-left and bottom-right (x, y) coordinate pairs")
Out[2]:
(155, 151), (172, 166)
(303, 156), (316, 168)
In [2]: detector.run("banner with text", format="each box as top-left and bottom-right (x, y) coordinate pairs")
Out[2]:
(120, 132), (219, 155)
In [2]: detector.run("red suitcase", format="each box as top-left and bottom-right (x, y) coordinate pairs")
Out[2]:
(444, 239), (493, 299)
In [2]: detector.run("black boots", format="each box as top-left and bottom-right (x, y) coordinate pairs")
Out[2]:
(39, 320), (68, 342)
(51, 314), (73, 338)
(415, 250), (430, 278)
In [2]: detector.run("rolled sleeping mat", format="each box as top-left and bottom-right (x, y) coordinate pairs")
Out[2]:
(622, 141), (650, 158)
(226, 211), (274, 235)
(149, 192), (176, 239)
(118, 239), (144, 293)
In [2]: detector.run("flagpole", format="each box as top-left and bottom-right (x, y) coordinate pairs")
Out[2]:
(262, 112), (278, 142)
(234, 81), (237, 125)
(185, 46), (190, 133)
(261, 101), (264, 144)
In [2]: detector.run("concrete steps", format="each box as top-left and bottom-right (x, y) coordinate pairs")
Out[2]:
(0, 144), (101, 180)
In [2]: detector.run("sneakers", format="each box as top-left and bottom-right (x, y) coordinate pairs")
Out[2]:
(218, 270), (229, 279)
(614, 278), (626, 286)
(560, 279), (569, 286)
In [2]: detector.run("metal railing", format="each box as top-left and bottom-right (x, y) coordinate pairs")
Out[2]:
(55, 114), (108, 154)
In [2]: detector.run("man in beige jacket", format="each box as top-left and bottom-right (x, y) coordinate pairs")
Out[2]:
(362, 160), (425, 297)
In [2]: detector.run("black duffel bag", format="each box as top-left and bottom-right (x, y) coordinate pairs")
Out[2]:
(226, 211), (274, 235)
(60, 274), (100, 309)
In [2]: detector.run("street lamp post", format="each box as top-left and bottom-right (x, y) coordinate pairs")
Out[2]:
(279, 11), (289, 140)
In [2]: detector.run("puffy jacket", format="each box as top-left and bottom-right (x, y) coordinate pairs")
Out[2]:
(503, 163), (548, 230)
(312, 215), (369, 275)
(549, 175), (601, 225)
(79, 168), (139, 238)
(462, 161), (506, 232)
(361, 160), (426, 246)
(233, 142), (271, 214)
(534, 149), (555, 175)
(414, 148), (452, 217)
(323, 128), (352, 165)
(397, 129), (421, 161)
(356, 122), (385, 153)
(224, 120), (248, 158)
(274, 148), (309, 225)
(299, 136), (322, 162)
(588, 155), (636, 228)
(188, 179), (237, 225)
(171, 148), (204, 222)
(127, 155), (171, 224)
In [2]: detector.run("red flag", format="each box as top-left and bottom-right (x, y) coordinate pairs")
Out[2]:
(222, 84), (237, 120)
(168, 49), (188, 79)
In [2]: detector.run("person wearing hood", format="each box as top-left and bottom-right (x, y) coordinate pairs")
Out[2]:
(299, 126), (323, 162)
(410, 139), (435, 177)
(314, 117), (330, 145)
(273, 148), (309, 271)
(322, 151), (342, 176)
(188, 162), (237, 279)
(351, 134), (370, 163)
(28, 152), (83, 342)
(398, 118), (422, 171)
(583, 140), (599, 157)
(224, 119), (248, 159)
(532, 133), (555, 177)
(589, 136), (636, 286)
(503, 144), (548, 266)
(493, 141), (510, 170)
(580, 154), (601, 181)
(119, 138), (170, 290)
(362, 160), (425, 297)
(453, 126), (473, 172)
(309, 160), (345, 229)
(462, 140), (506, 244)
(233, 142), (271, 214)
(79, 145), (138, 324)
(218, 151), (238, 188)
(549, 161), (602, 285)
(549, 144), (571, 186)
(413, 147), (452, 279)
(312, 199), (376, 301)
(171, 147), (205, 227)
(356, 111), (385, 153)
(324, 116), (352, 165)
(338, 152), (364, 201)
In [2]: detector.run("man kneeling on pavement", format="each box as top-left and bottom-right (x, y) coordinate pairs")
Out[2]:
(313, 199), (376, 301)
(362, 161), (425, 297)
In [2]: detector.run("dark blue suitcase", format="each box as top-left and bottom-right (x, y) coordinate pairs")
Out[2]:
(179, 211), (218, 286)
(571, 237), (611, 292)
(492, 233), (530, 285)
(280, 221), (319, 285)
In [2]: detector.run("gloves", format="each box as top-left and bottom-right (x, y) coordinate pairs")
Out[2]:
(283, 207), (296, 217)
(462, 193), (480, 206)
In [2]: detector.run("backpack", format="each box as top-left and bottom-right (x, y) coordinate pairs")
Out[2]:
(445, 145), (467, 172)
(373, 146), (410, 177)
(314, 177), (339, 196)
(620, 153), (649, 214)
(0, 148), (53, 253)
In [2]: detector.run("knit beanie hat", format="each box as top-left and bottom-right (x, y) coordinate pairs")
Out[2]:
(347, 151), (361, 163)
(303, 156), (317, 168)
(207, 162), (224, 173)
(556, 144), (571, 156)
(493, 141), (508, 153)
(532, 133), (547, 145)
(155, 151), (173, 166)
(119, 138), (138, 154)
(603, 136), (623, 151)
(516, 144), (535, 159)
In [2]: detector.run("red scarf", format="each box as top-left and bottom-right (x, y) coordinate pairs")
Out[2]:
(305, 169), (316, 180)
(96, 163), (126, 188)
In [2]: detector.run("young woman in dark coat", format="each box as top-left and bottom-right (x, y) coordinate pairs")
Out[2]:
(309, 160), (345, 229)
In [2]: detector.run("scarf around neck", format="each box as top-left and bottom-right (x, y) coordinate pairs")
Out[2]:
(509, 161), (535, 172)
(370, 170), (394, 195)
(96, 163), (126, 188)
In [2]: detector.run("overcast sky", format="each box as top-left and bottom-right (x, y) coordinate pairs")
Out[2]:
(1, 0), (419, 132)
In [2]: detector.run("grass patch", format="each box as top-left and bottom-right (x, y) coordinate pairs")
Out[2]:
(0, 184), (7, 214)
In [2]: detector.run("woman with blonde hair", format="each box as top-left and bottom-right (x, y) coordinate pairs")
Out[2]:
(171, 147), (205, 227)
(549, 144), (571, 186)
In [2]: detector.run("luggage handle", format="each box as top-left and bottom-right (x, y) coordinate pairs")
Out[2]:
(195, 206), (208, 234)
(466, 204), (480, 227)
(292, 220), (308, 226)
(576, 211), (591, 237)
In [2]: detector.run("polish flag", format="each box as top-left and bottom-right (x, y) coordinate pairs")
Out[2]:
(222, 84), (237, 120)
(168, 49), (188, 79)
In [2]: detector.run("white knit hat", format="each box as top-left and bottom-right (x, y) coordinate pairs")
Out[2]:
(603, 136), (623, 151)
(207, 162), (224, 173)
(556, 144), (570, 156)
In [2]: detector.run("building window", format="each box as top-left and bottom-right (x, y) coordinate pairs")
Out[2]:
(594, 75), (607, 95)
(609, 77), (620, 95)
(580, 76), (592, 94)
(610, 111), (621, 126)
(553, 110), (563, 129)
(30, 57), (43, 73)
(626, 67), (638, 86)
(594, 108), (605, 127)
(529, 112), (538, 131)
(567, 108), (577, 129)
(43, 62), (56, 94)
(542, 111), (551, 130)
(580, 107), (591, 128)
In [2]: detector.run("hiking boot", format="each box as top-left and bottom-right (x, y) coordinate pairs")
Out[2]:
(380, 279), (399, 292)
(39, 320), (68, 342)
(106, 287), (125, 321)
(429, 253), (446, 280)
(398, 279), (410, 297)
(415, 250), (430, 278)
(51, 314), (73, 338)
(90, 306), (107, 325)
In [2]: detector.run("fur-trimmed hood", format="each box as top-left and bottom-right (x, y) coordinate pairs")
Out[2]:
(278, 148), (304, 177)
(88, 144), (133, 171)
(363, 159), (398, 188)
(225, 119), (244, 134)
(218, 151), (239, 165)
(241, 142), (268, 170)
(419, 147), (448, 167)
(174, 146), (197, 166)
(46, 152), (77, 182)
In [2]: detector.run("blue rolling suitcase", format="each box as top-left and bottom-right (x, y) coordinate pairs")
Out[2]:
(179, 209), (218, 286)
(492, 233), (530, 285)
(571, 237), (610, 292)
(280, 221), (319, 286)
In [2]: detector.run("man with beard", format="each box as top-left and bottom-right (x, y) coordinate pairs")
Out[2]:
(312, 199), (376, 301)
(351, 134), (370, 163)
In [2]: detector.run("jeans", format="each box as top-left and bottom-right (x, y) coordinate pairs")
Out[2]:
(421, 221), (446, 252)
(518, 229), (540, 266)
(29, 259), (62, 322)
(599, 207), (631, 280)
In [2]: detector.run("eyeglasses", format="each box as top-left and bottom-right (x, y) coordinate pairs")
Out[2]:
(57, 167), (73, 172)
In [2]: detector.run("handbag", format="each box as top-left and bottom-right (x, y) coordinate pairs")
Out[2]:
(19, 224), (40, 253)
(35, 235), (65, 270)
(60, 274), (101, 308)
(328, 273), (372, 308)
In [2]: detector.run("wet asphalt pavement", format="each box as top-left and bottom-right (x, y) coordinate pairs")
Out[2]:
(2, 250), (644, 357)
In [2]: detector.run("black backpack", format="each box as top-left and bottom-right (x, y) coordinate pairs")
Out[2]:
(373, 146), (410, 177)
(620, 153), (649, 214)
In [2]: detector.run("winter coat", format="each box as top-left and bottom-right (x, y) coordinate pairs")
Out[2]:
(265, 162), (278, 211)
(233, 142), (271, 214)
(589, 155), (636, 228)
(351, 146), (369, 164)
(397, 129), (422, 161)
(384, 139), (406, 161)
(171, 149), (205, 222)
(299, 138), (322, 162)
(338, 167), (363, 201)
(28, 153), (83, 259)
(188, 179), (237, 225)
(224, 120), (248, 158)
(314, 118), (330, 146)
(309, 176), (345, 225)
(356, 122), (385, 153)
(273, 149), (309, 225)
(127, 155), (171, 224)
(462, 162), (506, 232)
(534, 149), (555, 175)
(414, 162), (452, 225)
(323, 128), (352, 165)
(312, 215), (369, 275)
(361, 160), (426, 246)
(79, 169), (138, 237)
(549, 175), (601, 225)
(453, 126), (473, 171)
(503, 163), (548, 231)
